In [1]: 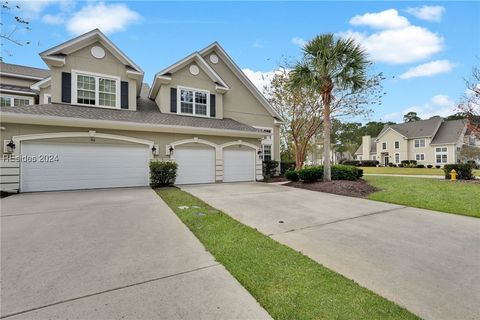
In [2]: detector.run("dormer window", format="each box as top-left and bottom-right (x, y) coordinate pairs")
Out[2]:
(72, 70), (120, 109)
(179, 87), (209, 117)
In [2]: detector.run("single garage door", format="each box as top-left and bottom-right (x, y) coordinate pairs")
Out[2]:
(223, 147), (255, 182)
(175, 146), (215, 184)
(21, 142), (150, 192)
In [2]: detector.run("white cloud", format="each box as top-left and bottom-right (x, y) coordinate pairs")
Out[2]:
(16, 0), (74, 19)
(67, 2), (141, 35)
(406, 6), (445, 22)
(383, 94), (456, 122)
(350, 9), (410, 29)
(42, 13), (65, 25)
(340, 25), (444, 64)
(291, 37), (307, 47)
(242, 69), (281, 93)
(399, 60), (454, 79)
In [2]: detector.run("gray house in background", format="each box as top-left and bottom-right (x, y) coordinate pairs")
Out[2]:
(355, 117), (475, 166)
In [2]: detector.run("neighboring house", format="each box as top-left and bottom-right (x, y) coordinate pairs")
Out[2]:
(0, 29), (283, 192)
(355, 116), (471, 166)
(0, 62), (50, 106)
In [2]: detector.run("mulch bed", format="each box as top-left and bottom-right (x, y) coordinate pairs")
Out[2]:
(263, 176), (288, 183)
(285, 179), (379, 198)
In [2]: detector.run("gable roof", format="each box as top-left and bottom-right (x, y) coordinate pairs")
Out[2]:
(0, 62), (50, 80)
(149, 52), (229, 98)
(199, 42), (283, 121)
(431, 119), (467, 145)
(377, 116), (443, 140)
(40, 29), (143, 74)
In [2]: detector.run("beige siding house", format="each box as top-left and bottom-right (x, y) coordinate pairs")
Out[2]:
(0, 29), (283, 192)
(355, 117), (469, 166)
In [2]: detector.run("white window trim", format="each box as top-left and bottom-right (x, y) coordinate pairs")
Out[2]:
(394, 153), (400, 164)
(435, 147), (448, 164)
(414, 138), (426, 148)
(71, 69), (121, 109)
(394, 141), (400, 149)
(43, 94), (52, 104)
(177, 86), (210, 118)
(254, 126), (274, 161)
(0, 94), (34, 106)
(415, 153), (425, 161)
(382, 142), (387, 150)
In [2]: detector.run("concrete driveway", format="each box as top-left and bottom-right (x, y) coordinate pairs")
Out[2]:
(0, 188), (270, 320)
(183, 182), (480, 320)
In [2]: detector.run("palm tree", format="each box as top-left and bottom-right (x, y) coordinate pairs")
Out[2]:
(290, 34), (369, 181)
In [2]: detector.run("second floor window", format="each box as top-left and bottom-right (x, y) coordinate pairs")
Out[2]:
(0, 95), (32, 107)
(382, 142), (387, 150)
(74, 71), (119, 108)
(179, 88), (208, 116)
(395, 141), (400, 149)
(414, 139), (426, 148)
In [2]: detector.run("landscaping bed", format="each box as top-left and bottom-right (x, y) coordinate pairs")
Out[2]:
(286, 179), (378, 198)
(263, 176), (288, 183)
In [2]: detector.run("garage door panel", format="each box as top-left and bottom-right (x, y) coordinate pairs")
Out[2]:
(175, 147), (215, 185)
(21, 142), (150, 192)
(223, 148), (255, 182)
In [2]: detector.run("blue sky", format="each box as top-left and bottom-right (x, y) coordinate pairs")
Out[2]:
(2, 1), (479, 123)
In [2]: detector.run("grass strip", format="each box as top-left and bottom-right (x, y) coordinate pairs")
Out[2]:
(157, 187), (419, 320)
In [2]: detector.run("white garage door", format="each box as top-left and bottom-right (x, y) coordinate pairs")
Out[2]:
(21, 142), (150, 192)
(223, 148), (255, 182)
(175, 146), (215, 184)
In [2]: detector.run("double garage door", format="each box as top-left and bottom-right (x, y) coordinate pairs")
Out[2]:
(175, 146), (256, 184)
(21, 142), (150, 192)
(19, 142), (256, 192)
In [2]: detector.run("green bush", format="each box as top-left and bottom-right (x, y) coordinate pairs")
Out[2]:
(416, 164), (425, 168)
(443, 164), (474, 180)
(435, 165), (441, 169)
(427, 165), (433, 168)
(342, 160), (360, 166)
(280, 161), (296, 174)
(263, 160), (279, 179)
(150, 161), (178, 187)
(360, 160), (378, 167)
(285, 169), (299, 182)
(401, 160), (417, 168)
(331, 165), (362, 180)
(298, 166), (323, 182)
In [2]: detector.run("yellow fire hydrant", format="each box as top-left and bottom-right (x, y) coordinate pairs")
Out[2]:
(450, 169), (457, 181)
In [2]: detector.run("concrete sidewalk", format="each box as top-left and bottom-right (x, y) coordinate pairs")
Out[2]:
(183, 182), (480, 320)
(1, 188), (271, 320)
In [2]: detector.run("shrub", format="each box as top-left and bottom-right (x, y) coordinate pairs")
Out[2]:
(416, 164), (425, 168)
(150, 161), (178, 187)
(298, 166), (323, 182)
(401, 160), (417, 168)
(388, 162), (396, 167)
(331, 165), (362, 181)
(466, 160), (479, 169)
(360, 160), (378, 167)
(285, 169), (299, 182)
(443, 164), (474, 180)
(427, 165), (433, 168)
(342, 160), (360, 166)
(398, 163), (404, 168)
(280, 161), (296, 174)
(435, 165), (441, 169)
(263, 160), (279, 179)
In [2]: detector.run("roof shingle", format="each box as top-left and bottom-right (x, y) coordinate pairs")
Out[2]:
(0, 62), (50, 79)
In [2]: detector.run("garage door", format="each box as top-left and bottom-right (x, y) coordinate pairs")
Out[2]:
(175, 146), (215, 184)
(223, 147), (255, 182)
(21, 142), (150, 192)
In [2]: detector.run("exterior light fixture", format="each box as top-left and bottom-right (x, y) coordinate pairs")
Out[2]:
(257, 149), (263, 158)
(6, 139), (16, 153)
(151, 145), (157, 154)
(169, 146), (174, 153)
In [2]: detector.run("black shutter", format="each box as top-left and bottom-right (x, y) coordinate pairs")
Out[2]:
(210, 94), (216, 117)
(121, 81), (129, 109)
(61, 72), (71, 103)
(170, 88), (177, 113)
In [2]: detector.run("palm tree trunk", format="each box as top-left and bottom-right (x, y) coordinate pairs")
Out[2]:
(323, 102), (332, 181)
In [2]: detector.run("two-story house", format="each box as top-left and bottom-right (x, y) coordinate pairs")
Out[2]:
(0, 29), (283, 192)
(355, 116), (470, 166)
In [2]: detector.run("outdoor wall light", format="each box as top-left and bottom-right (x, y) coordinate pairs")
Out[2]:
(6, 139), (16, 153)
(151, 145), (157, 153)
(169, 146), (174, 153)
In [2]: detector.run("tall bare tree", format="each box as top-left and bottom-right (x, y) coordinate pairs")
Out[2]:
(290, 34), (380, 181)
(1, 1), (31, 61)
(459, 64), (480, 131)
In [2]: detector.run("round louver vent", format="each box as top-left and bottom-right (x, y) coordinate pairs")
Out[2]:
(91, 46), (105, 59)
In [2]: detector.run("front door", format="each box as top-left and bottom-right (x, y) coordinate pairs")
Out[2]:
(384, 155), (389, 166)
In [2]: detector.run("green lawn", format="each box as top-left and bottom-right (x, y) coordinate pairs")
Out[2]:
(365, 176), (480, 218)
(361, 166), (480, 177)
(157, 187), (418, 320)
